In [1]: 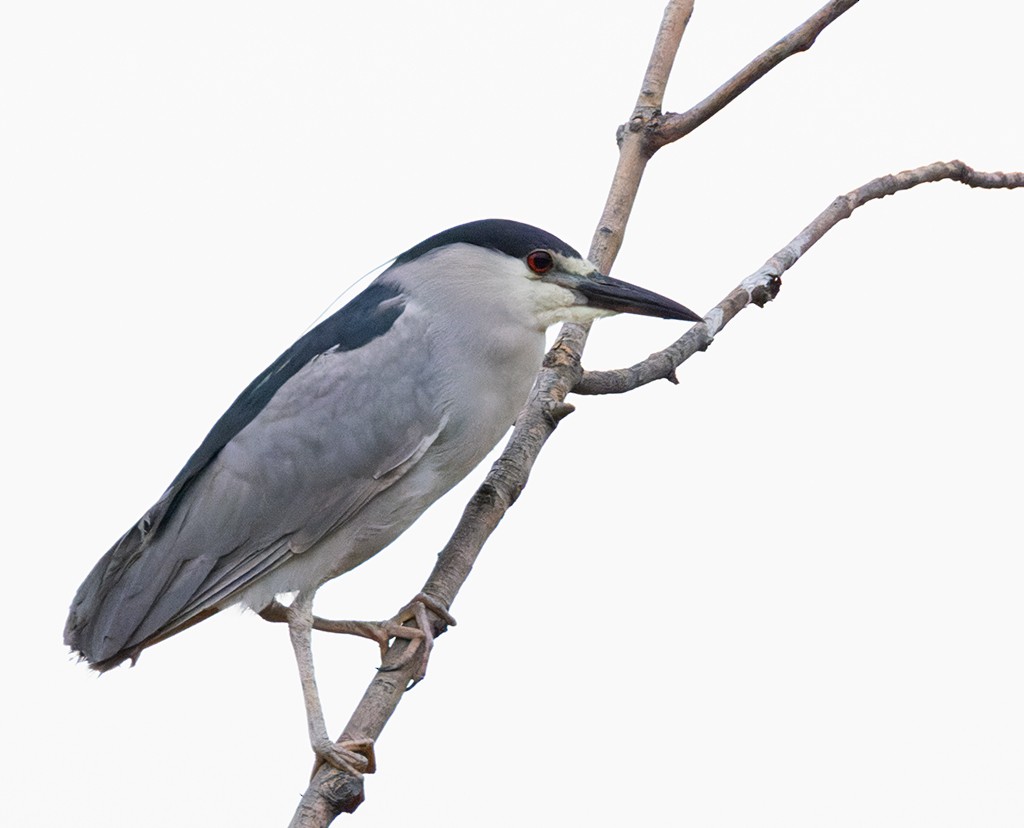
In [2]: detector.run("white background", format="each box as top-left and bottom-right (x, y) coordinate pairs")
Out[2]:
(3, 2), (1022, 825)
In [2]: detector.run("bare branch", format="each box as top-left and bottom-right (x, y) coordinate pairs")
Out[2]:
(286, 0), (1020, 816)
(649, 0), (860, 151)
(575, 160), (1024, 396)
(636, 0), (695, 116)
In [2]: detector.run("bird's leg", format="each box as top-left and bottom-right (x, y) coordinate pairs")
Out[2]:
(264, 593), (455, 685)
(284, 591), (376, 777)
(261, 598), (428, 660)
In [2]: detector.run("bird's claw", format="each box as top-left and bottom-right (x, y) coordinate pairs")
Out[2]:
(377, 592), (455, 687)
(310, 736), (376, 779)
(404, 591), (457, 628)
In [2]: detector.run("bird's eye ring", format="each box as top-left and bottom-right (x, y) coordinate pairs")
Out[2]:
(526, 250), (554, 274)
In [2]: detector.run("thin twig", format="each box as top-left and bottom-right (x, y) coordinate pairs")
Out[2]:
(649, 0), (861, 150)
(575, 161), (1024, 396)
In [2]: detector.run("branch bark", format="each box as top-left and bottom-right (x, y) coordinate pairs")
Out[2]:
(287, 3), (1020, 824)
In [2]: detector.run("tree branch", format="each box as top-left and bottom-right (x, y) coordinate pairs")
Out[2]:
(286, 1), (1018, 822)
(648, 0), (861, 150)
(592, 0), (695, 271)
(575, 160), (1024, 396)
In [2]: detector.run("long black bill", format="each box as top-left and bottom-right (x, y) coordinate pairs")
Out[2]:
(574, 272), (703, 322)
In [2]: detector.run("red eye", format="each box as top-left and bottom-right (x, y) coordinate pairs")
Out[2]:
(526, 249), (554, 274)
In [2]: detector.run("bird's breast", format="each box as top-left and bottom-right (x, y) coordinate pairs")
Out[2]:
(429, 314), (547, 466)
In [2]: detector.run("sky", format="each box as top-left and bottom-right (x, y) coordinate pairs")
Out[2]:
(3, 1), (1023, 826)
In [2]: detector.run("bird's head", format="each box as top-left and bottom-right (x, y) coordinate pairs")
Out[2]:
(389, 219), (702, 330)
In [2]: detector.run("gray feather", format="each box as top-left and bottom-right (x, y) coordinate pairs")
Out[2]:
(65, 288), (444, 669)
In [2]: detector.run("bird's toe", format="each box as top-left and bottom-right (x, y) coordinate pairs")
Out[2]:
(311, 736), (376, 779)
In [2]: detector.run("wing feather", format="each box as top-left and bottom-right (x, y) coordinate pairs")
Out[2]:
(65, 288), (446, 669)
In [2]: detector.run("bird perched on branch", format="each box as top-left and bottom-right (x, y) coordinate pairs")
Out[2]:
(65, 218), (702, 774)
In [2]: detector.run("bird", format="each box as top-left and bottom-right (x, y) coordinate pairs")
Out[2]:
(64, 218), (702, 774)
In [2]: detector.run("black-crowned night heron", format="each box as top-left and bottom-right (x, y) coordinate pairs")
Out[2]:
(65, 218), (702, 774)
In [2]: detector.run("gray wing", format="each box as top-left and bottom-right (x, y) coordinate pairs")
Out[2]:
(65, 282), (445, 669)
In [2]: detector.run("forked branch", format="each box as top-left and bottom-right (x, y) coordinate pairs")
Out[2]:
(647, 0), (861, 150)
(288, 2), (1020, 824)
